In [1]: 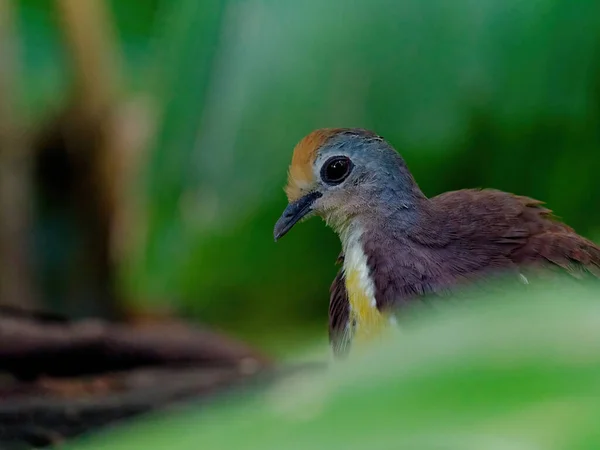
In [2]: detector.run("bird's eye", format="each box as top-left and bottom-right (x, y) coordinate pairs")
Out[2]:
(321, 156), (353, 185)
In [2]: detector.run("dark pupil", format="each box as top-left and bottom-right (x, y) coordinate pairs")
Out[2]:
(326, 159), (349, 182)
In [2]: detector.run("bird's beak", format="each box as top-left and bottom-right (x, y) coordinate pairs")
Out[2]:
(273, 191), (322, 241)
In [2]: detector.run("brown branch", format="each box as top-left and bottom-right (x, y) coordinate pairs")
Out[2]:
(0, 313), (271, 380)
(0, 367), (266, 448)
(0, 362), (326, 448)
(0, 310), (326, 448)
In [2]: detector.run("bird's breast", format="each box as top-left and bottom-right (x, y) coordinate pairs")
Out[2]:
(342, 231), (389, 345)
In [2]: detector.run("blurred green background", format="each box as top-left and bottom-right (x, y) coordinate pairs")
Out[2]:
(4, 0), (600, 355)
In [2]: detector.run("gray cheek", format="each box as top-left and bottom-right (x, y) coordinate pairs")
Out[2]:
(319, 190), (365, 217)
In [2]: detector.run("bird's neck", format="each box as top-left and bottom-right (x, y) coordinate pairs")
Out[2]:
(329, 184), (427, 238)
(335, 195), (431, 345)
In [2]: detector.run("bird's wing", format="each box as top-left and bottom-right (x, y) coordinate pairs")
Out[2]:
(329, 262), (352, 358)
(430, 189), (600, 279)
(512, 227), (600, 278)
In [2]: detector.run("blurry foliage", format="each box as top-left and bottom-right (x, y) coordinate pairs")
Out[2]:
(17, 0), (160, 109)
(65, 282), (600, 449)
(16, 0), (600, 347)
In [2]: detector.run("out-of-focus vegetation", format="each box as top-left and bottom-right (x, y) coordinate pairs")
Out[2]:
(65, 281), (600, 449)
(11, 0), (600, 350)
(3, 0), (600, 447)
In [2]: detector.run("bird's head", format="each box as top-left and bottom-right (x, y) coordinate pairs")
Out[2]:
(274, 128), (424, 241)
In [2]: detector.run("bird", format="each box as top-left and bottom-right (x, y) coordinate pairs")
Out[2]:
(273, 128), (600, 356)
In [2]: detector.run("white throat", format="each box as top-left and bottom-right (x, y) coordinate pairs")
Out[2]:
(341, 225), (377, 310)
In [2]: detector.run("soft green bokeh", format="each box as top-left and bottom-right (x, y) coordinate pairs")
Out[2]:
(17, 0), (600, 348)
(65, 282), (600, 449)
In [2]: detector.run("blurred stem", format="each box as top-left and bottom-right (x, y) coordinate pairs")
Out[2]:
(46, 0), (123, 317)
(55, 0), (121, 114)
(55, 0), (123, 249)
(0, 0), (38, 308)
(49, 0), (152, 318)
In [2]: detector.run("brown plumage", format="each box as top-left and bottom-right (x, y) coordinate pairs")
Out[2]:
(286, 128), (350, 202)
(328, 189), (600, 355)
(274, 128), (600, 356)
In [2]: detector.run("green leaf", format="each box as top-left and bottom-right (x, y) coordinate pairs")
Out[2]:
(65, 281), (600, 450)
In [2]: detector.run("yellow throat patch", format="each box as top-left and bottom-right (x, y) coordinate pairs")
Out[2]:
(345, 268), (390, 346)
